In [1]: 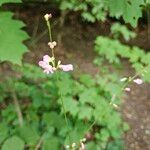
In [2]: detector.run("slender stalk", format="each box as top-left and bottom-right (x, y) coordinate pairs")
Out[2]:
(56, 73), (72, 146)
(110, 63), (150, 104)
(12, 90), (23, 127)
(46, 20), (55, 62)
(45, 17), (71, 147)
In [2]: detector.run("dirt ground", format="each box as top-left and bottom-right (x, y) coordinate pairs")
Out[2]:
(2, 4), (150, 150)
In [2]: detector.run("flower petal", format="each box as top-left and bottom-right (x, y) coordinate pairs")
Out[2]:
(59, 64), (73, 72)
(133, 78), (143, 85)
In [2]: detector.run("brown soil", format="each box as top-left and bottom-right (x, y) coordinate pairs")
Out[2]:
(1, 4), (150, 150)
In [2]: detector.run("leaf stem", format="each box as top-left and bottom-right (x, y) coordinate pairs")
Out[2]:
(12, 90), (23, 127)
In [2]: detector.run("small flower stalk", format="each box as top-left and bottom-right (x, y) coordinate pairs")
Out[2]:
(39, 13), (73, 74)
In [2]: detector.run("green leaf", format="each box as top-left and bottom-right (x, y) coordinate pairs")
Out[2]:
(108, 0), (144, 27)
(2, 136), (24, 150)
(79, 74), (95, 87)
(0, 123), (8, 143)
(78, 105), (93, 120)
(0, 0), (22, 6)
(43, 112), (65, 130)
(111, 23), (136, 41)
(42, 137), (60, 150)
(18, 126), (39, 146)
(79, 87), (98, 105)
(63, 97), (79, 116)
(82, 12), (95, 22)
(0, 12), (29, 64)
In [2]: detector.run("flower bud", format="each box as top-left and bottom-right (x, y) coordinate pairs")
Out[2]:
(44, 13), (52, 21)
(52, 41), (57, 46)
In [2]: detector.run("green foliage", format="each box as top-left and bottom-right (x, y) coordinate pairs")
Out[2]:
(0, 64), (128, 149)
(108, 0), (145, 27)
(59, 0), (147, 27)
(2, 136), (25, 150)
(0, 0), (22, 6)
(0, 11), (29, 64)
(111, 23), (136, 41)
(94, 36), (150, 82)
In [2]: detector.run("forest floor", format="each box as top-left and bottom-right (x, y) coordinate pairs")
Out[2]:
(3, 4), (150, 150)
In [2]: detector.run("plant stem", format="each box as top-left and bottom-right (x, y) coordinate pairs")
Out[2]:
(45, 17), (72, 146)
(46, 20), (55, 62)
(56, 73), (72, 146)
(12, 90), (23, 127)
(110, 63), (150, 104)
(35, 134), (44, 150)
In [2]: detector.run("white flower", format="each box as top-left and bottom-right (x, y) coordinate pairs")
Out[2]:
(72, 143), (76, 148)
(120, 77), (127, 82)
(44, 13), (52, 21)
(48, 41), (57, 49)
(125, 87), (131, 92)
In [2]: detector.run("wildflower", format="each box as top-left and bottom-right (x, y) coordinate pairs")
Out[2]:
(39, 55), (73, 74)
(66, 145), (70, 149)
(38, 61), (54, 74)
(133, 78), (143, 85)
(38, 55), (55, 74)
(48, 41), (57, 49)
(59, 64), (73, 72)
(44, 13), (52, 21)
(120, 77), (127, 82)
(43, 55), (54, 63)
(72, 143), (76, 148)
(79, 142), (85, 150)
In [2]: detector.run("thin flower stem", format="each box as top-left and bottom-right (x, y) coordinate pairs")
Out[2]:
(121, 63), (150, 91)
(110, 63), (150, 104)
(46, 20), (55, 66)
(56, 72), (72, 146)
(46, 16), (72, 147)
(86, 120), (96, 134)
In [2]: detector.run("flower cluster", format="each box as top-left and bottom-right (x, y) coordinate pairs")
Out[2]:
(48, 41), (57, 49)
(38, 13), (73, 74)
(120, 77), (143, 92)
(39, 55), (73, 74)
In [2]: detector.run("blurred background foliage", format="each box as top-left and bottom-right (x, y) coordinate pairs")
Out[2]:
(0, 0), (150, 150)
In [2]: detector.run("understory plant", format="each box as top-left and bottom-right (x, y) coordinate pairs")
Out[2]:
(0, 12), (149, 150)
(0, 1), (149, 150)
(0, 63), (130, 150)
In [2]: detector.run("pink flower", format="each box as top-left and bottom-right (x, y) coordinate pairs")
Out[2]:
(133, 78), (143, 85)
(38, 55), (55, 74)
(43, 65), (54, 74)
(39, 61), (54, 74)
(59, 64), (73, 72)
(43, 55), (50, 63)
(38, 61), (47, 68)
